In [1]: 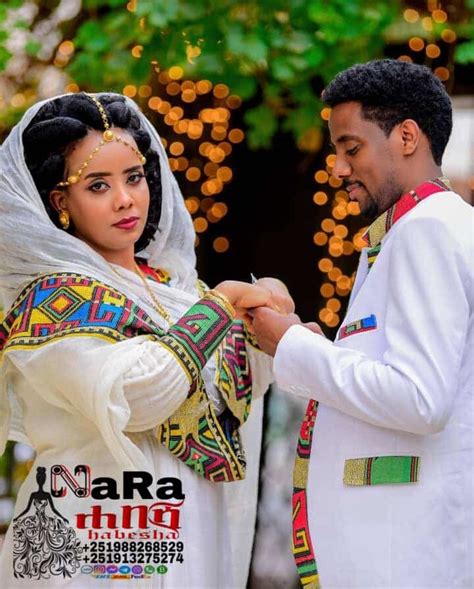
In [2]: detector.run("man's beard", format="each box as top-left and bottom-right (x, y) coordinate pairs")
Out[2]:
(360, 199), (379, 223)
(361, 178), (404, 223)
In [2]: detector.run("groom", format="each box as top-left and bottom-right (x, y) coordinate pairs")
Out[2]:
(252, 59), (473, 588)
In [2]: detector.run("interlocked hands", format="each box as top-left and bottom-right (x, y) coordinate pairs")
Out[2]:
(214, 277), (324, 356)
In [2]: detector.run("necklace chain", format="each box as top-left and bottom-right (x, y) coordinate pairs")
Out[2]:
(133, 262), (172, 325)
(107, 261), (172, 325)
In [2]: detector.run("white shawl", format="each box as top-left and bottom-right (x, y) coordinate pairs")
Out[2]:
(0, 93), (209, 459)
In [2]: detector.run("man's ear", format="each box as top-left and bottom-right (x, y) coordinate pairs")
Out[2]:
(399, 119), (421, 156)
(49, 189), (67, 213)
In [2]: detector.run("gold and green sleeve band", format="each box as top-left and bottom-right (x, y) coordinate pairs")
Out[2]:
(159, 292), (235, 384)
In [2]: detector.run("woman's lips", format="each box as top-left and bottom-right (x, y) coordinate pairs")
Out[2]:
(113, 217), (139, 230)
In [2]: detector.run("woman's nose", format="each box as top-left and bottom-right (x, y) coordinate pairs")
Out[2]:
(114, 185), (134, 209)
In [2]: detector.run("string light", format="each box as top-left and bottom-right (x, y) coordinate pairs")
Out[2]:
(196, 80), (212, 94)
(193, 217), (208, 233)
(434, 66), (450, 81)
(213, 84), (230, 98)
(403, 9), (419, 22)
(426, 44), (441, 59)
(228, 129), (244, 143)
(320, 107), (331, 121)
(123, 85), (137, 98)
(169, 66), (184, 80)
(432, 9), (447, 23)
(313, 191), (328, 205)
(314, 170), (329, 183)
(313, 232), (328, 246)
(409, 37), (425, 51)
(313, 99), (366, 327)
(441, 29), (456, 43)
(138, 85), (152, 98)
(213, 237), (230, 253)
(65, 83), (79, 93)
(421, 16), (433, 31)
(148, 96), (161, 110)
(131, 45), (143, 58)
(116, 65), (243, 258)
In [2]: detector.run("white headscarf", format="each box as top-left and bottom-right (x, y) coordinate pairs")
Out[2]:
(0, 93), (198, 312)
(0, 92), (216, 457)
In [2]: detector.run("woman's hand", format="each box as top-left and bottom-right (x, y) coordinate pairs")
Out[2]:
(214, 281), (271, 315)
(253, 277), (295, 315)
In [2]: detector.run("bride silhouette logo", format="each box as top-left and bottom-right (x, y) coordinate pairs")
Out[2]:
(12, 466), (83, 579)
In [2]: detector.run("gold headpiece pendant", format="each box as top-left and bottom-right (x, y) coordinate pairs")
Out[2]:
(57, 93), (147, 188)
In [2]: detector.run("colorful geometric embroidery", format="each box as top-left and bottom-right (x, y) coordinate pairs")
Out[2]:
(338, 314), (377, 340)
(292, 399), (320, 589)
(343, 456), (420, 486)
(242, 323), (261, 351)
(367, 244), (381, 271)
(215, 321), (253, 421)
(0, 274), (154, 351)
(161, 296), (233, 376)
(136, 259), (171, 285)
(1, 272), (253, 483)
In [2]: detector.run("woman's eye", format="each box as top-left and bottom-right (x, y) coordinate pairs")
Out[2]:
(128, 172), (145, 184)
(89, 180), (109, 192)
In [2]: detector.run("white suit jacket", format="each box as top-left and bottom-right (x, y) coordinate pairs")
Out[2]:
(275, 191), (473, 588)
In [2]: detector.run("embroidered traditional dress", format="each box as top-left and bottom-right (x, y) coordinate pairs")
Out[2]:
(275, 181), (473, 588)
(0, 95), (273, 588)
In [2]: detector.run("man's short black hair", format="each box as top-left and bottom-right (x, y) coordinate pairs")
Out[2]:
(322, 59), (452, 165)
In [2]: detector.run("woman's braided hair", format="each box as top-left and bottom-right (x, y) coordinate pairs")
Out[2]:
(23, 93), (162, 252)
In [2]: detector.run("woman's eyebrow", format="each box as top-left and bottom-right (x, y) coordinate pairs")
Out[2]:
(83, 165), (143, 180)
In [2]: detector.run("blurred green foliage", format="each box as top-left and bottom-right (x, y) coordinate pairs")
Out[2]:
(72, 0), (398, 148)
(0, 0), (399, 148)
(0, 1), (473, 148)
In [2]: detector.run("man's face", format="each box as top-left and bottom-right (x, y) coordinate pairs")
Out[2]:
(328, 101), (404, 222)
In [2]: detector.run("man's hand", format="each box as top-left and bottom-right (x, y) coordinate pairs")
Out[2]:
(251, 307), (326, 356)
(250, 307), (303, 356)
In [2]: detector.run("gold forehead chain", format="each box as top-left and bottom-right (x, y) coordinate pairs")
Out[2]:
(57, 93), (147, 188)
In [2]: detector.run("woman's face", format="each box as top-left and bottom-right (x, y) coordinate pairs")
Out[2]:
(50, 129), (150, 267)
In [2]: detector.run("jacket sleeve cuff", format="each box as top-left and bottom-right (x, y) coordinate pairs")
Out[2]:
(273, 324), (329, 398)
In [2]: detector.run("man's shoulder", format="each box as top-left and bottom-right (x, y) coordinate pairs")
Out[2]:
(378, 192), (473, 284)
(393, 191), (472, 245)
(406, 190), (471, 222)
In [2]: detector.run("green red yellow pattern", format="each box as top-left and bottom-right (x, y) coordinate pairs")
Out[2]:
(292, 399), (320, 589)
(0, 271), (254, 483)
(343, 456), (420, 486)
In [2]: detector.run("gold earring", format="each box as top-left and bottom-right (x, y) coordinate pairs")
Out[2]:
(59, 210), (70, 230)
